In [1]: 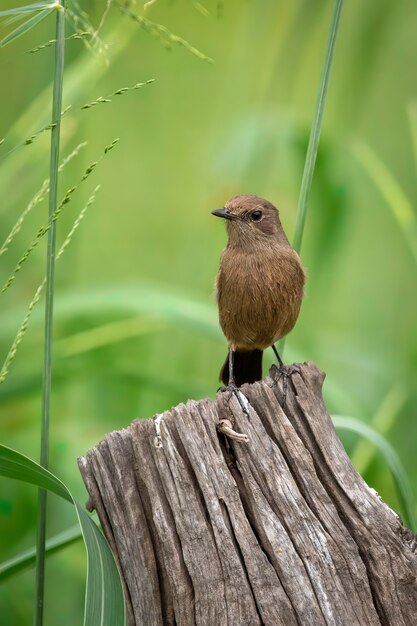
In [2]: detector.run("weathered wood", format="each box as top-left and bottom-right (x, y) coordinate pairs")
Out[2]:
(78, 362), (417, 626)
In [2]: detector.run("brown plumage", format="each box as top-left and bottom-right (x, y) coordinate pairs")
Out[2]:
(212, 194), (305, 387)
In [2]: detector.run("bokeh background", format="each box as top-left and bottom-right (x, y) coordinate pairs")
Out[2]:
(1, 0), (416, 623)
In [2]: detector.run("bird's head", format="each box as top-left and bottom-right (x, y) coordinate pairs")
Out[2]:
(212, 194), (289, 247)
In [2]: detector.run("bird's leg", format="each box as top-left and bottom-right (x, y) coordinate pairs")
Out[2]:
(228, 348), (236, 386)
(218, 349), (249, 415)
(272, 344), (288, 405)
(272, 344), (284, 368)
(228, 349), (250, 414)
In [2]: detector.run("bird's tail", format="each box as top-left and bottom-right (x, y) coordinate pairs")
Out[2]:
(220, 349), (263, 387)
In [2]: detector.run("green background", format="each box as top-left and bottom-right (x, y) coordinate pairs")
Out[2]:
(1, 0), (416, 623)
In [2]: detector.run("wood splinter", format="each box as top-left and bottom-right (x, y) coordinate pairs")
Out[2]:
(217, 418), (249, 442)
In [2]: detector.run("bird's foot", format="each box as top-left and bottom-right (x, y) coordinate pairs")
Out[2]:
(280, 367), (288, 406)
(270, 363), (302, 406)
(218, 384), (250, 416)
(269, 364), (289, 406)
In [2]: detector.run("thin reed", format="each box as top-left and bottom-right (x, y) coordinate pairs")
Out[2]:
(34, 3), (65, 625)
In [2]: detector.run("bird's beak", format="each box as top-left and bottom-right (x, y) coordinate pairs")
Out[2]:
(211, 208), (240, 221)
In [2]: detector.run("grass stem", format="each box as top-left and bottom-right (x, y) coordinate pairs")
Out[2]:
(34, 3), (65, 625)
(280, 0), (343, 358)
(292, 0), (344, 254)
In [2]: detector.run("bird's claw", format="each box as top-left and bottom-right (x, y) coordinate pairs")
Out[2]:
(218, 384), (250, 416)
(269, 364), (289, 406)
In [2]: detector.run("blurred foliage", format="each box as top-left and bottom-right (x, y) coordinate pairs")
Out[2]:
(0, 0), (416, 623)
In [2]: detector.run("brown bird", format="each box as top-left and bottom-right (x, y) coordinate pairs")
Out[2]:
(212, 194), (305, 390)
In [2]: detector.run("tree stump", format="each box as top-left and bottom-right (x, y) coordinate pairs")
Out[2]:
(78, 362), (417, 626)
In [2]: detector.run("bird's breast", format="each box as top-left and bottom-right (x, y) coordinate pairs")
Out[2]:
(216, 245), (305, 350)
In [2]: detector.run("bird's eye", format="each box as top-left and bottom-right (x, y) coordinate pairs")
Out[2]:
(251, 210), (263, 222)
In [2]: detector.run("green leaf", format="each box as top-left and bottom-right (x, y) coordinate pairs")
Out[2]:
(0, 7), (53, 47)
(0, 445), (125, 626)
(76, 503), (125, 626)
(333, 415), (417, 533)
(0, 525), (81, 581)
(0, 445), (70, 501)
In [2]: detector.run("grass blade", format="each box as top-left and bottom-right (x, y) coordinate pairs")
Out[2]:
(0, 445), (70, 500)
(0, 445), (125, 626)
(0, 2), (55, 17)
(350, 138), (417, 266)
(407, 101), (417, 171)
(0, 8), (53, 47)
(333, 415), (417, 532)
(76, 501), (126, 626)
(0, 283), (219, 344)
(292, 0), (344, 253)
(349, 384), (407, 475)
(52, 284), (219, 337)
(0, 525), (81, 581)
(56, 316), (165, 357)
(280, 0), (344, 356)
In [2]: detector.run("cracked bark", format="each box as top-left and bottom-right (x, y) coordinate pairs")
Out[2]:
(78, 362), (417, 626)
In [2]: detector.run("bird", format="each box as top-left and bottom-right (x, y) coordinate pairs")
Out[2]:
(212, 194), (305, 392)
